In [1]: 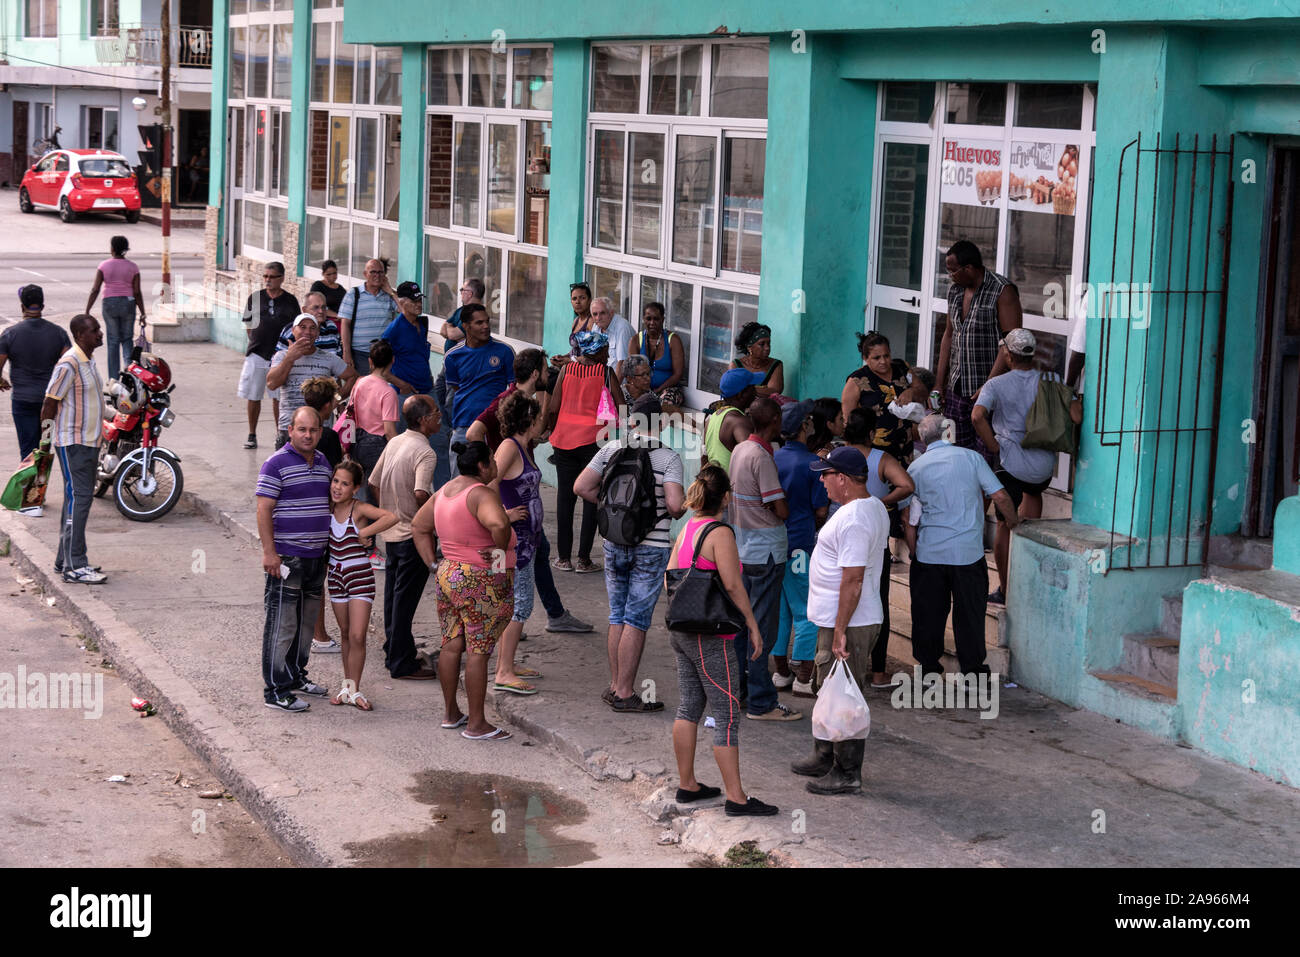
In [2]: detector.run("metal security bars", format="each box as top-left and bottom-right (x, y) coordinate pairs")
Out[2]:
(1095, 133), (1235, 570)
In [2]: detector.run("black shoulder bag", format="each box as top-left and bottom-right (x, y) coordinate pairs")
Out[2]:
(664, 522), (746, 635)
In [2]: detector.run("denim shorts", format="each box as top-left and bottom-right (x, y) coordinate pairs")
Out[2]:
(603, 542), (671, 632)
(512, 560), (536, 623)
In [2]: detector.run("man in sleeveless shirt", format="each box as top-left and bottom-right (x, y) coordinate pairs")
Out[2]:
(936, 240), (1023, 463)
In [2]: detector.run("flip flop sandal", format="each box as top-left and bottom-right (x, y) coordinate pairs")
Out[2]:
(515, 667), (542, 678)
(461, 727), (512, 741)
(331, 680), (357, 706)
(493, 680), (538, 696)
(441, 715), (468, 729)
(352, 692), (373, 711)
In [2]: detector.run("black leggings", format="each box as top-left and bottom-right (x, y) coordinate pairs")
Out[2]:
(553, 443), (598, 562)
(874, 547), (891, 673)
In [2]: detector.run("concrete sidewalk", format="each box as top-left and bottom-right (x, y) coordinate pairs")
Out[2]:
(3, 338), (1299, 866)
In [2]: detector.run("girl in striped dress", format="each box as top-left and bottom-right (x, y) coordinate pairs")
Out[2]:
(328, 460), (397, 710)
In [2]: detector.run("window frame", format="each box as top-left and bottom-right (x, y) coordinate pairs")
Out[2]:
(25, 0), (56, 38)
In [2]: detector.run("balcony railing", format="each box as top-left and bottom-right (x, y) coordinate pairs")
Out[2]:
(94, 24), (213, 69)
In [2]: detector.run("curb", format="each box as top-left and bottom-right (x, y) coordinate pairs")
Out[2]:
(179, 489), (260, 544)
(0, 510), (335, 867)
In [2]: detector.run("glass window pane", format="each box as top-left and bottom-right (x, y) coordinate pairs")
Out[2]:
(882, 82), (935, 123)
(328, 115), (350, 207)
(306, 213), (327, 269)
(268, 204), (287, 255)
(872, 307), (921, 367)
(253, 106), (267, 193)
(351, 222), (374, 278)
(428, 47), (464, 107)
(524, 120), (551, 245)
(592, 45), (641, 113)
(328, 218), (349, 276)
(469, 49), (507, 109)
(721, 137), (764, 275)
(487, 123), (518, 236)
(513, 47), (553, 110)
(506, 251), (547, 344)
(424, 234), (459, 319)
(649, 44), (702, 116)
(244, 200), (265, 250)
(628, 132), (664, 257)
(463, 244), (503, 324)
(934, 202), (999, 299)
(382, 115), (401, 221)
(671, 134), (716, 268)
(333, 28), (355, 103)
(308, 110), (328, 207)
(310, 24), (329, 102)
(453, 121), (481, 228)
(272, 24), (293, 99)
(375, 46), (402, 107)
(103, 109), (118, 152)
(1008, 211), (1075, 317)
(930, 311), (947, 371)
(278, 110), (291, 196)
(699, 287), (758, 395)
(231, 108), (245, 190)
(592, 129), (625, 251)
(586, 265), (633, 322)
(269, 107), (282, 195)
(231, 199), (242, 260)
(426, 114), (452, 228)
(710, 42), (768, 119)
(249, 24), (269, 99)
(1029, 328), (1067, 376)
(639, 277), (693, 382)
(230, 27), (246, 100)
(945, 83), (1006, 125)
(876, 142), (929, 289)
(355, 45), (373, 106)
(353, 117), (378, 214)
(231, 0), (247, 13)
(378, 228), (399, 286)
(1015, 83), (1084, 130)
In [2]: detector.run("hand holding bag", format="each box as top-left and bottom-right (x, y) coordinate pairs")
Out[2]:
(663, 521), (746, 635)
(811, 659), (872, 742)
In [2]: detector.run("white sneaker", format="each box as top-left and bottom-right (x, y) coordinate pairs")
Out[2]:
(772, 672), (794, 690)
(369, 551), (385, 569)
(63, 566), (107, 584)
(311, 638), (341, 654)
(791, 678), (816, 699)
(17, 506), (43, 517)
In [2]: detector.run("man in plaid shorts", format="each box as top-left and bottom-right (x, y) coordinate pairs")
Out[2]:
(935, 240), (1023, 464)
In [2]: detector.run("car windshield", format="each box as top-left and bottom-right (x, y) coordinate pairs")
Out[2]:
(80, 159), (133, 178)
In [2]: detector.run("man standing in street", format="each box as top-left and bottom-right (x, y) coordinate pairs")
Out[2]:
(368, 395), (440, 680)
(730, 397), (800, 722)
(936, 239), (1023, 460)
(256, 406), (333, 712)
(906, 414), (1021, 677)
(238, 262), (300, 450)
(267, 313), (355, 449)
(443, 303), (514, 450)
(41, 314), (113, 583)
(1, 284), (70, 464)
(789, 446), (890, 794)
(339, 259), (399, 377)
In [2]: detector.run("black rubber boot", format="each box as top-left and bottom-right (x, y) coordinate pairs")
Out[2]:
(806, 738), (865, 794)
(790, 738), (835, 777)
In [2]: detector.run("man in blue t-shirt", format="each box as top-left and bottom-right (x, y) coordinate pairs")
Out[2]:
(443, 303), (514, 450)
(383, 282), (434, 396)
(773, 400), (831, 696)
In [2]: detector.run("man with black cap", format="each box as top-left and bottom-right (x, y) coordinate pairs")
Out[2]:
(266, 313), (354, 450)
(702, 367), (756, 470)
(790, 446), (890, 794)
(1, 285), (71, 465)
(379, 282), (435, 430)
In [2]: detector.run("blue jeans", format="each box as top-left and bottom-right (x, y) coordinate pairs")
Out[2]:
(102, 296), (135, 381)
(11, 398), (43, 461)
(431, 387), (453, 488)
(261, 554), (326, 702)
(740, 556), (786, 715)
(776, 559), (819, 662)
(532, 531), (565, 619)
(602, 542), (671, 632)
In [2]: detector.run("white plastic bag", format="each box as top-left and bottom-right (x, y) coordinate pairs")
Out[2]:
(811, 660), (871, 742)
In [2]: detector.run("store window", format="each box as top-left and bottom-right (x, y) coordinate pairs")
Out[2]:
(586, 38), (768, 404)
(304, 6), (403, 282)
(82, 107), (120, 152)
(25, 0), (56, 37)
(424, 45), (553, 347)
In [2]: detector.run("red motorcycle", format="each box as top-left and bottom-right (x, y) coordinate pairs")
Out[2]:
(95, 349), (184, 521)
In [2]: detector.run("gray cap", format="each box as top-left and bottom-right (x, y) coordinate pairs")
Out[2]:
(1002, 328), (1036, 356)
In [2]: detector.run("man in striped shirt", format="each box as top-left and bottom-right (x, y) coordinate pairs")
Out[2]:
(338, 259), (398, 376)
(41, 314), (112, 584)
(256, 406), (334, 712)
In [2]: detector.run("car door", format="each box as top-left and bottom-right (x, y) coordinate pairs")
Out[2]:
(50, 153), (72, 207)
(29, 153), (58, 205)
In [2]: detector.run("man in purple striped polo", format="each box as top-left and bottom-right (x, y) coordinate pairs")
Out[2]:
(256, 406), (333, 712)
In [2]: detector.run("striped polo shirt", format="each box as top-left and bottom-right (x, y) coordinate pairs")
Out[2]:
(255, 446), (333, 558)
(339, 286), (398, 354)
(45, 344), (107, 448)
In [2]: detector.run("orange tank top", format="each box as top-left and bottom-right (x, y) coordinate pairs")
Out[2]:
(550, 361), (609, 450)
(432, 484), (517, 569)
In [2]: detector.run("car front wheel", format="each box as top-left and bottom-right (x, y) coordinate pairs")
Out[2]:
(18, 188), (34, 213)
(59, 197), (77, 223)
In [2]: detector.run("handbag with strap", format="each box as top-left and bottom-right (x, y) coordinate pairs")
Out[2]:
(664, 521), (746, 635)
(333, 398), (357, 454)
(1022, 372), (1077, 455)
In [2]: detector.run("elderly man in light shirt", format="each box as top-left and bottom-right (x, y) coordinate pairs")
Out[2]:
(590, 297), (634, 381)
(905, 414), (1020, 678)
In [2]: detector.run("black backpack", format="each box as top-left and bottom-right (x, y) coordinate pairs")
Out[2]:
(597, 443), (663, 546)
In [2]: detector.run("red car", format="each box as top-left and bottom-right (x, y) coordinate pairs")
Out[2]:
(18, 149), (142, 223)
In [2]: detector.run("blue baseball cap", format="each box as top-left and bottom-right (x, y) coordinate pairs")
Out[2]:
(780, 399), (814, 437)
(809, 446), (869, 479)
(719, 367), (755, 399)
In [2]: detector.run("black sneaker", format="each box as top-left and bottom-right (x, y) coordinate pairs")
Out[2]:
(676, 783), (722, 804)
(243, 433), (257, 449)
(265, 695), (309, 713)
(725, 796), (779, 817)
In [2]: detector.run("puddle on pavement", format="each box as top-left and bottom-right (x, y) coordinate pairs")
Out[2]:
(343, 771), (597, 867)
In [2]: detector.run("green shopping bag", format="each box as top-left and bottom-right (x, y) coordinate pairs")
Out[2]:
(2, 445), (53, 511)
(1022, 374), (1077, 455)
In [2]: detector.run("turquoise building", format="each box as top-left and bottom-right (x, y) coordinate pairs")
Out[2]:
(199, 1), (1300, 785)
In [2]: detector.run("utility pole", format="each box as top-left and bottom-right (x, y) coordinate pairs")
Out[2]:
(160, 0), (172, 296)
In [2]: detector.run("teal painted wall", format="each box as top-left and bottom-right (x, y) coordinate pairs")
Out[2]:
(837, 28), (1099, 82)
(208, 0), (229, 261)
(541, 39), (588, 361)
(288, 0), (312, 276)
(1274, 497), (1300, 575)
(397, 44), (426, 287)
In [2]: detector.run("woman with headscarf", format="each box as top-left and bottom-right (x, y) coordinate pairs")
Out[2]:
(544, 329), (626, 573)
(729, 322), (784, 397)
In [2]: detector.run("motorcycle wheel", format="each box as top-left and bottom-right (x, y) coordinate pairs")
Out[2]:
(114, 456), (183, 522)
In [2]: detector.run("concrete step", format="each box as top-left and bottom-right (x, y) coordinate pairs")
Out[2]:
(1207, 535), (1273, 571)
(1159, 593), (1184, 639)
(148, 299), (212, 343)
(885, 566), (1010, 676)
(1120, 633), (1181, 690)
(1089, 669), (1177, 701)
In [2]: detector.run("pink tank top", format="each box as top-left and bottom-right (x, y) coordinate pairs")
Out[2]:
(99, 257), (139, 298)
(675, 517), (724, 570)
(433, 483), (517, 569)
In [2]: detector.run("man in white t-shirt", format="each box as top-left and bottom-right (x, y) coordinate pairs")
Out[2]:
(591, 297), (634, 381)
(267, 314), (356, 449)
(789, 446), (889, 795)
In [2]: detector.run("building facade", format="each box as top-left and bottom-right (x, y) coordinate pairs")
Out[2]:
(199, 1), (1300, 785)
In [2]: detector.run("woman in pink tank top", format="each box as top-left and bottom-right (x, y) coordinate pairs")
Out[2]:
(85, 234), (145, 381)
(411, 441), (517, 742)
(664, 465), (777, 818)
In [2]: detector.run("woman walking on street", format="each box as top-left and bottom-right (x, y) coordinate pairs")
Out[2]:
(85, 235), (145, 381)
(327, 460), (397, 710)
(665, 465), (779, 818)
